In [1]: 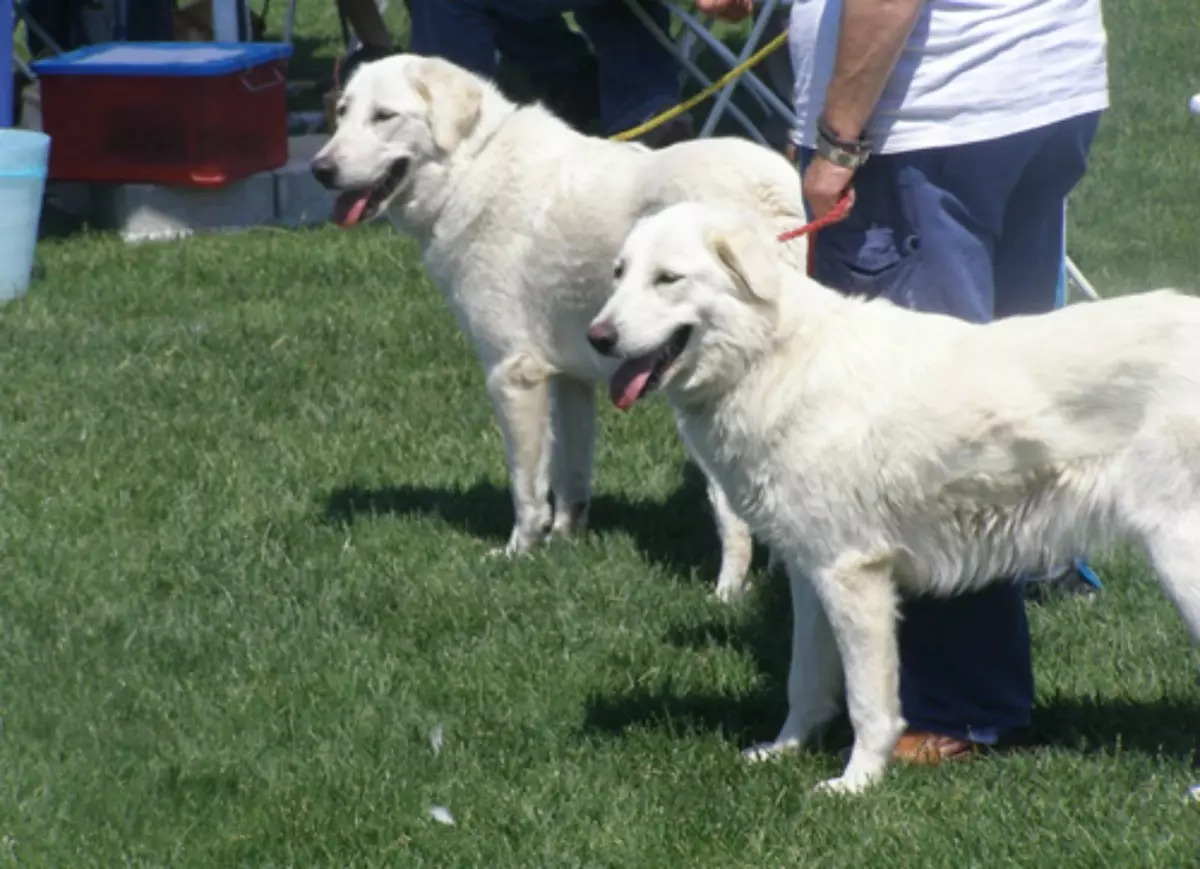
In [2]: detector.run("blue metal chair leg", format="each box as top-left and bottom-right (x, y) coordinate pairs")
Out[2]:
(1058, 200), (1103, 593)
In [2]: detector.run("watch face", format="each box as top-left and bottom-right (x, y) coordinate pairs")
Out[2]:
(817, 130), (867, 168)
(822, 144), (856, 168)
(820, 138), (868, 169)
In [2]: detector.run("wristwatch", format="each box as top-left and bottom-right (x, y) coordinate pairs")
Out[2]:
(815, 113), (872, 169)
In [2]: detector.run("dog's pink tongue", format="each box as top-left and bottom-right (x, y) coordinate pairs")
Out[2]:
(333, 191), (371, 228)
(609, 355), (657, 411)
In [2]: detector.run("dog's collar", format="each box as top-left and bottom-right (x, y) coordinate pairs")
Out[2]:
(429, 105), (523, 223)
(455, 105), (521, 162)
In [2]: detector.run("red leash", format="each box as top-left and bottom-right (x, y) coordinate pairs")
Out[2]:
(776, 191), (853, 244)
(776, 190), (853, 278)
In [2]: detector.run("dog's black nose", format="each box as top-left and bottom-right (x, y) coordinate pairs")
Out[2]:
(588, 322), (618, 356)
(311, 155), (337, 189)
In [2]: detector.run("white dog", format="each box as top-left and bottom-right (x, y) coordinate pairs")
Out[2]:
(589, 201), (1200, 794)
(310, 54), (809, 599)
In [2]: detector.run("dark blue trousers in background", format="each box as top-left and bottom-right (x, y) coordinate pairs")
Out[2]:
(803, 111), (1102, 743)
(407, 0), (679, 134)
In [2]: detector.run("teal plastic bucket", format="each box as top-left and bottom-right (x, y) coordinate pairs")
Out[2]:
(0, 129), (51, 302)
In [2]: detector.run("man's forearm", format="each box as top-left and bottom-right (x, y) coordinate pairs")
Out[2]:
(822, 0), (926, 142)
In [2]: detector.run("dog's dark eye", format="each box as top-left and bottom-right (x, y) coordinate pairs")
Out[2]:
(653, 271), (683, 286)
(372, 109), (398, 124)
(336, 103), (348, 119)
(613, 260), (626, 280)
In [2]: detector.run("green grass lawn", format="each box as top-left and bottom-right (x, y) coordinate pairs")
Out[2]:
(3, 1), (1200, 866)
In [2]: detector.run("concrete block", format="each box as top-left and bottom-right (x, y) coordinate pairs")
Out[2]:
(274, 133), (336, 228)
(44, 181), (93, 222)
(91, 170), (278, 243)
(47, 134), (337, 243)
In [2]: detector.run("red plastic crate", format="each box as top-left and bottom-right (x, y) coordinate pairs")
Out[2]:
(33, 42), (292, 187)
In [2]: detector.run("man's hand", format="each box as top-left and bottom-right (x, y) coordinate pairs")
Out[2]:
(694, 0), (755, 23)
(802, 155), (857, 220)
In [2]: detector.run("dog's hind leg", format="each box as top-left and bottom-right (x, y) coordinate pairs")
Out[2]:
(486, 354), (554, 556)
(1142, 512), (1200, 643)
(549, 374), (596, 537)
(809, 551), (906, 795)
(744, 564), (843, 761)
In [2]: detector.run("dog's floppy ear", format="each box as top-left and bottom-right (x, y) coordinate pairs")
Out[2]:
(707, 224), (780, 304)
(412, 57), (482, 153)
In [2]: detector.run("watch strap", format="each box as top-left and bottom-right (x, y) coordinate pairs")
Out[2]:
(815, 114), (871, 169)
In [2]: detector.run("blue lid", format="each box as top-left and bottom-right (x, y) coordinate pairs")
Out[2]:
(31, 42), (293, 77)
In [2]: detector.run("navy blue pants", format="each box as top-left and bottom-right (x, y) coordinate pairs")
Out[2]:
(803, 111), (1102, 743)
(407, 0), (679, 134)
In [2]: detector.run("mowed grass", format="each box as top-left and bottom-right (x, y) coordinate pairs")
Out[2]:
(3, 2), (1200, 866)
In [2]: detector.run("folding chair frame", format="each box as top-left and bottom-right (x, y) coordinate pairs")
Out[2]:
(11, 0), (65, 60)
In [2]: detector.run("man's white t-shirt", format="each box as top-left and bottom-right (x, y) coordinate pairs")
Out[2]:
(787, 0), (1110, 154)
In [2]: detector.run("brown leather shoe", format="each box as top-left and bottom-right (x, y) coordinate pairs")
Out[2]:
(892, 730), (980, 765)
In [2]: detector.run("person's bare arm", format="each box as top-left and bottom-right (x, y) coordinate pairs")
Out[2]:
(694, 0), (755, 22)
(821, 0), (926, 142)
(803, 0), (925, 217)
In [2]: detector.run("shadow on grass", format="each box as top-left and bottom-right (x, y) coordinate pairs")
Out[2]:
(323, 465), (1199, 766)
(585, 579), (801, 749)
(583, 593), (1200, 765)
(583, 682), (789, 748)
(321, 459), (742, 584)
(1030, 695), (1200, 764)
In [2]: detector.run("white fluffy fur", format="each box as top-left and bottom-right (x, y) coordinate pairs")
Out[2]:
(313, 54), (811, 597)
(591, 201), (1200, 794)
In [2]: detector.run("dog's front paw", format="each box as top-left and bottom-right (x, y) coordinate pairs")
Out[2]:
(489, 524), (544, 559)
(485, 538), (529, 559)
(811, 763), (888, 796)
(813, 769), (880, 796)
(712, 578), (751, 604)
(742, 737), (801, 763)
(550, 500), (589, 538)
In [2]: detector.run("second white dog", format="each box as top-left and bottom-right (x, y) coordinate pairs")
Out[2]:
(312, 54), (810, 598)
(590, 201), (1200, 794)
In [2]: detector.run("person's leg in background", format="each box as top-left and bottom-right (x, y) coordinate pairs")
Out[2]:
(487, 0), (688, 144)
(996, 112), (1106, 602)
(568, 0), (690, 143)
(489, 14), (600, 132)
(405, 0), (601, 132)
(405, 0), (498, 78)
(899, 114), (1104, 756)
(803, 132), (1048, 761)
(406, 0), (685, 145)
(992, 113), (1101, 319)
(410, 0), (591, 83)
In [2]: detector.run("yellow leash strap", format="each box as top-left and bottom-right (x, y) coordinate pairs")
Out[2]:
(609, 27), (790, 142)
